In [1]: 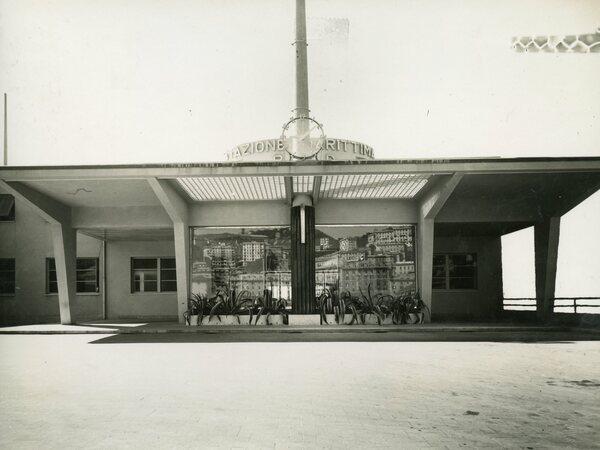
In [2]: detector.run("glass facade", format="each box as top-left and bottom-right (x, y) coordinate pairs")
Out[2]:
(191, 227), (292, 307)
(315, 225), (417, 298)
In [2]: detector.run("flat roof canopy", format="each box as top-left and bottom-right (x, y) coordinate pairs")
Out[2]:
(1, 157), (599, 240)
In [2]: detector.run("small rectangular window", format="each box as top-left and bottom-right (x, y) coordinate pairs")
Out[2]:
(0, 195), (15, 222)
(46, 258), (99, 294)
(0, 258), (16, 295)
(76, 258), (100, 293)
(432, 253), (477, 290)
(131, 258), (176, 293)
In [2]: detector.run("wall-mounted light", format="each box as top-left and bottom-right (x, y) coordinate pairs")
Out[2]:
(300, 204), (305, 244)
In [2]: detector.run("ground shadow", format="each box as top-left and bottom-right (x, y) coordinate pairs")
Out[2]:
(89, 330), (600, 344)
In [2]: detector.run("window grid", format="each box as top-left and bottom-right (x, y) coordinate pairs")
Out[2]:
(432, 253), (478, 290)
(46, 258), (99, 294)
(131, 258), (177, 293)
(0, 258), (16, 295)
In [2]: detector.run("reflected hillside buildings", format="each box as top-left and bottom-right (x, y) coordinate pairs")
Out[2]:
(191, 227), (292, 304)
(190, 224), (417, 307)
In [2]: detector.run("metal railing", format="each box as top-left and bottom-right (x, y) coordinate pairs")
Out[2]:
(503, 297), (600, 314)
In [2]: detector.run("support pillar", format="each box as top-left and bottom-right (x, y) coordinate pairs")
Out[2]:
(148, 178), (190, 324)
(416, 173), (463, 322)
(173, 222), (190, 324)
(51, 223), (77, 324)
(0, 180), (75, 324)
(417, 218), (434, 320)
(291, 195), (315, 314)
(534, 217), (560, 322)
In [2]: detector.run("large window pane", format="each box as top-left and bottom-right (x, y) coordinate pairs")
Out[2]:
(47, 258), (99, 294)
(316, 225), (417, 300)
(432, 253), (477, 290)
(47, 258), (58, 294)
(0, 258), (15, 294)
(160, 258), (177, 292)
(191, 227), (291, 308)
(133, 259), (157, 270)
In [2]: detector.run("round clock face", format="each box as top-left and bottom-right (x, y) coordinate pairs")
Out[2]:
(281, 116), (326, 160)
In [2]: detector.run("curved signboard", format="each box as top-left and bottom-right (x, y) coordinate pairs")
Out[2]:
(225, 138), (375, 162)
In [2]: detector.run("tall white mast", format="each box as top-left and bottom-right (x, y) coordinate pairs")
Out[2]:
(293, 0), (309, 136)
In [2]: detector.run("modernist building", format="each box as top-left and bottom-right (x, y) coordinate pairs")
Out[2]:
(1, 1), (599, 326)
(1, 157), (599, 325)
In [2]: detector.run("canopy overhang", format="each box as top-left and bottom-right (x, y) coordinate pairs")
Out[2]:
(1, 157), (599, 241)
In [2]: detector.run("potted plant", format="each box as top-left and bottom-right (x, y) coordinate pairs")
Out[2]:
(354, 284), (391, 325)
(403, 291), (430, 324)
(318, 288), (358, 325)
(249, 291), (289, 325)
(183, 294), (204, 326)
(206, 289), (254, 325)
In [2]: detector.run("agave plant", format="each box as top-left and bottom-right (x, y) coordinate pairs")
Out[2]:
(355, 284), (389, 325)
(249, 290), (289, 325)
(208, 289), (254, 324)
(318, 288), (358, 325)
(388, 292), (410, 325)
(387, 291), (429, 324)
(404, 291), (430, 324)
(183, 293), (215, 325)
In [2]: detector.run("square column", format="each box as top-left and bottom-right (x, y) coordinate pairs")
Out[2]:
(148, 178), (191, 324)
(1, 180), (76, 324)
(417, 218), (434, 319)
(50, 223), (78, 324)
(534, 217), (560, 322)
(173, 222), (190, 324)
(290, 203), (316, 314)
(417, 173), (463, 322)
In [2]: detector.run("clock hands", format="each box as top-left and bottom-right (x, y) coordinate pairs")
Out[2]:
(297, 123), (319, 142)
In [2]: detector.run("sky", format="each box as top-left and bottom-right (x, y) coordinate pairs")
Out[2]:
(1, 0), (599, 296)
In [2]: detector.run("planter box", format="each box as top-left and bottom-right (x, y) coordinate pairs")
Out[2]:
(251, 314), (285, 326)
(405, 312), (424, 324)
(200, 315), (250, 326)
(288, 314), (321, 326)
(319, 313), (394, 325)
(360, 314), (393, 325)
(320, 314), (359, 325)
(188, 315), (286, 326)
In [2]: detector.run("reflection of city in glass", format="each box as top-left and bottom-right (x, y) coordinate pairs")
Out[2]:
(315, 225), (416, 297)
(191, 227), (292, 307)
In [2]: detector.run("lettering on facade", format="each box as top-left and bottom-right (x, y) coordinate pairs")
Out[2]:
(225, 138), (375, 161)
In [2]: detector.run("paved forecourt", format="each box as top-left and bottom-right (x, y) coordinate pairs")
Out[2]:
(0, 334), (599, 449)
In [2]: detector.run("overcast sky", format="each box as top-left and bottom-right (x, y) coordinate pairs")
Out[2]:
(1, 0), (599, 165)
(1, 0), (599, 296)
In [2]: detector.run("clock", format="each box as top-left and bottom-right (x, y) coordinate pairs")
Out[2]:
(281, 116), (326, 160)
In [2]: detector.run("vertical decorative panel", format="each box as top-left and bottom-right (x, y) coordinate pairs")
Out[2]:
(291, 205), (315, 314)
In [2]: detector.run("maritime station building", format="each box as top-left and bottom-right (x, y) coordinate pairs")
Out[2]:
(1, 1), (599, 326)
(1, 152), (599, 325)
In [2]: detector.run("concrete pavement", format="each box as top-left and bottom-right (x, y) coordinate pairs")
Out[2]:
(1, 332), (599, 449)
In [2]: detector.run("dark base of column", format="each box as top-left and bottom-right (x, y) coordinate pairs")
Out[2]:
(290, 204), (315, 314)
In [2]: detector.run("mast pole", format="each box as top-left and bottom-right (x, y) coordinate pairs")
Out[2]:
(294, 0), (309, 135)
(3, 93), (6, 166)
